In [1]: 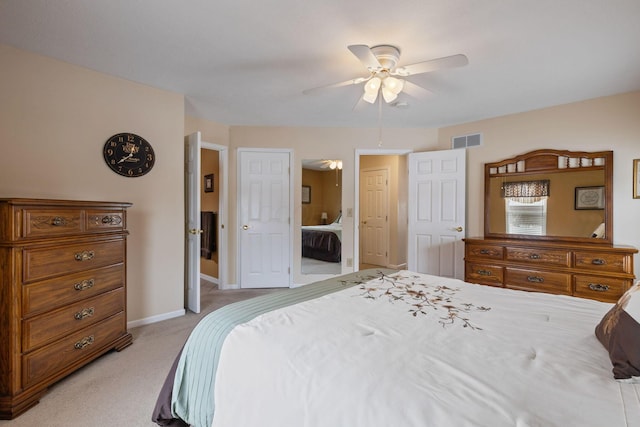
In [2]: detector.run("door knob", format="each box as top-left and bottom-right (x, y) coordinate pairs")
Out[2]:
(242, 225), (250, 230)
(454, 226), (463, 232)
(189, 229), (203, 235)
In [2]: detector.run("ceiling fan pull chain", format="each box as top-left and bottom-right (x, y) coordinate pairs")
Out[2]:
(378, 96), (383, 147)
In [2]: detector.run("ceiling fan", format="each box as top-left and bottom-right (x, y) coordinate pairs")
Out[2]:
(303, 44), (468, 105)
(302, 159), (343, 170)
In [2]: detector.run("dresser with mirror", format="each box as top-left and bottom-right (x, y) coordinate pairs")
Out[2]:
(465, 149), (637, 303)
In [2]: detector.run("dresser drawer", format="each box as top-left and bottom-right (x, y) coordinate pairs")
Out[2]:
(22, 313), (126, 388)
(574, 251), (631, 274)
(506, 247), (570, 267)
(574, 275), (631, 303)
(86, 210), (125, 232)
(505, 268), (572, 295)
(21, 208), (83, 238)
(22, 239), (124, 282)
(22, 264), (124, 316)
(466, 263), (504, 287)
(22, 288), (125, 352)
(465, 244), (504, 260)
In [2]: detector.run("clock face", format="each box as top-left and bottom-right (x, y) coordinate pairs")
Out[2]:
(103, 133), (155, 177)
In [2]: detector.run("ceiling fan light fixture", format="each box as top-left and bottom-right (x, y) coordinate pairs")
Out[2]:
(363, 77), (381, 103)
(381, 87), (398, 103)
(384, 76), (404, 94)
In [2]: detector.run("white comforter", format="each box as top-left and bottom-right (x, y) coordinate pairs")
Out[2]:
(212, 271), (640, 427)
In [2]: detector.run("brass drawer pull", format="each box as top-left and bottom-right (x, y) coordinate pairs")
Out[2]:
(589, 283), (610, 292)
(479, 249), (490, 254)
(74, 250), (95, 261)
(74, 335), (95, 350)
(527, 276), (544, 283)
(529, 254), (541, 260)
(51, 216), (66, 226)
(74, 307), (95, 320)
(101, 215), (122, 225)
(477, 270), (492, 276)
(591, 258), (606, 265)
(74, 279), (95, 291)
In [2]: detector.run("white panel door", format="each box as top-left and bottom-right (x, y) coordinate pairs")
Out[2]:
(408, 149), (466, 279)
(185, 132), (201, 313)
(239, 150), (291, 288)
(360, 168), (389, 266)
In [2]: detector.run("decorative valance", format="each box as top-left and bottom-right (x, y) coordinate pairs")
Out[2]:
(501, 180), (550, 198)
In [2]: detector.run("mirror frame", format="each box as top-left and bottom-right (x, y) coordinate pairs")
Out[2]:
(484, 149), (613, 244)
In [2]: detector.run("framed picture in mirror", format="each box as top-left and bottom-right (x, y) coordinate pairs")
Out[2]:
(575, 186), (605, 210)
(634, 159), (640, 199)
(302, 185), (311, 204)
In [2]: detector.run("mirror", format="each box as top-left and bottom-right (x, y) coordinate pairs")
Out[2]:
(301, 160), (343, 274)
(485, 149), (613, 244)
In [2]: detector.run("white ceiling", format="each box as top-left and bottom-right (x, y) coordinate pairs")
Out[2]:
(1, 0), (639, 129)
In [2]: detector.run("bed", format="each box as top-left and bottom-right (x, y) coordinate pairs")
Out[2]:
(152, 269), (640, 427)
(301, 222), (342, 262)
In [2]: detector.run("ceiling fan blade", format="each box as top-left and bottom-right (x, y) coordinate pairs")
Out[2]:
(402, 80), (434, 99)
(348, 44), (382, 71)
(392, 54), (468, 77)
(302, 76), (370, 95)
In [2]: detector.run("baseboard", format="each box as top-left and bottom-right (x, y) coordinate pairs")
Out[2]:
(127, 309), (185, 329)
(220, 283), (239, 290)
(200, 273), (219, 286)
(387, 263), (407, 270)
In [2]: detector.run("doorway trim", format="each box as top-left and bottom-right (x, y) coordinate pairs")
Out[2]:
(354, 148), (412, 271)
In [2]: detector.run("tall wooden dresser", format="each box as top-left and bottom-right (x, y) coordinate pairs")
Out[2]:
(0, 198), (132, 419)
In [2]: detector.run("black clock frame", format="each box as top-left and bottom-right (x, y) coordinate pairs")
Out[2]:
(103, 133), (155, 177)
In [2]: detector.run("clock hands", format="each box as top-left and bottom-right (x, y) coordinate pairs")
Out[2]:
(117, 152), (134, 164)
(117, 142), (140, 164)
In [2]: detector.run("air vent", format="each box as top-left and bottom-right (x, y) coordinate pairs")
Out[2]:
(452, 133), (482, 149)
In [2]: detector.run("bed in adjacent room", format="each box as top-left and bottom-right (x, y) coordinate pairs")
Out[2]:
(152, 269), (640, 427)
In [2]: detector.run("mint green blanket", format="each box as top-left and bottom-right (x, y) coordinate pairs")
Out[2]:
(171, 269), (395, 427)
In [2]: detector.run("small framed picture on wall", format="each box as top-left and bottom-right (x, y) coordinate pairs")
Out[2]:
(204, 174), (214, 193)
(634, 159), (640, 199)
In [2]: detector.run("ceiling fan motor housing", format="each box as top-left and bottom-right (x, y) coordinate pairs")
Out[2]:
(370, 45), (401, 71)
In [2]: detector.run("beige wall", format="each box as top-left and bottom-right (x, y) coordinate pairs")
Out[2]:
(438, 91), (640, 269)
(0, 44), (185, 324)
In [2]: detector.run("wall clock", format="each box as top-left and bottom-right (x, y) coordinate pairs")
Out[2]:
(103, 133), (155, 177)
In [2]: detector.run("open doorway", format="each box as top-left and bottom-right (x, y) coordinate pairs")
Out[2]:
(186, 131), (228, 314)
(200, 148), (220, 288)
(356, 150), (411, 271)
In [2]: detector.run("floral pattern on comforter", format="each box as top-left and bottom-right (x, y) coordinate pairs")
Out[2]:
(357, 271), (491, 329)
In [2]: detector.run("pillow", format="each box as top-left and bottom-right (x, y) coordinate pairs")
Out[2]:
(595, 281), (640, 380)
